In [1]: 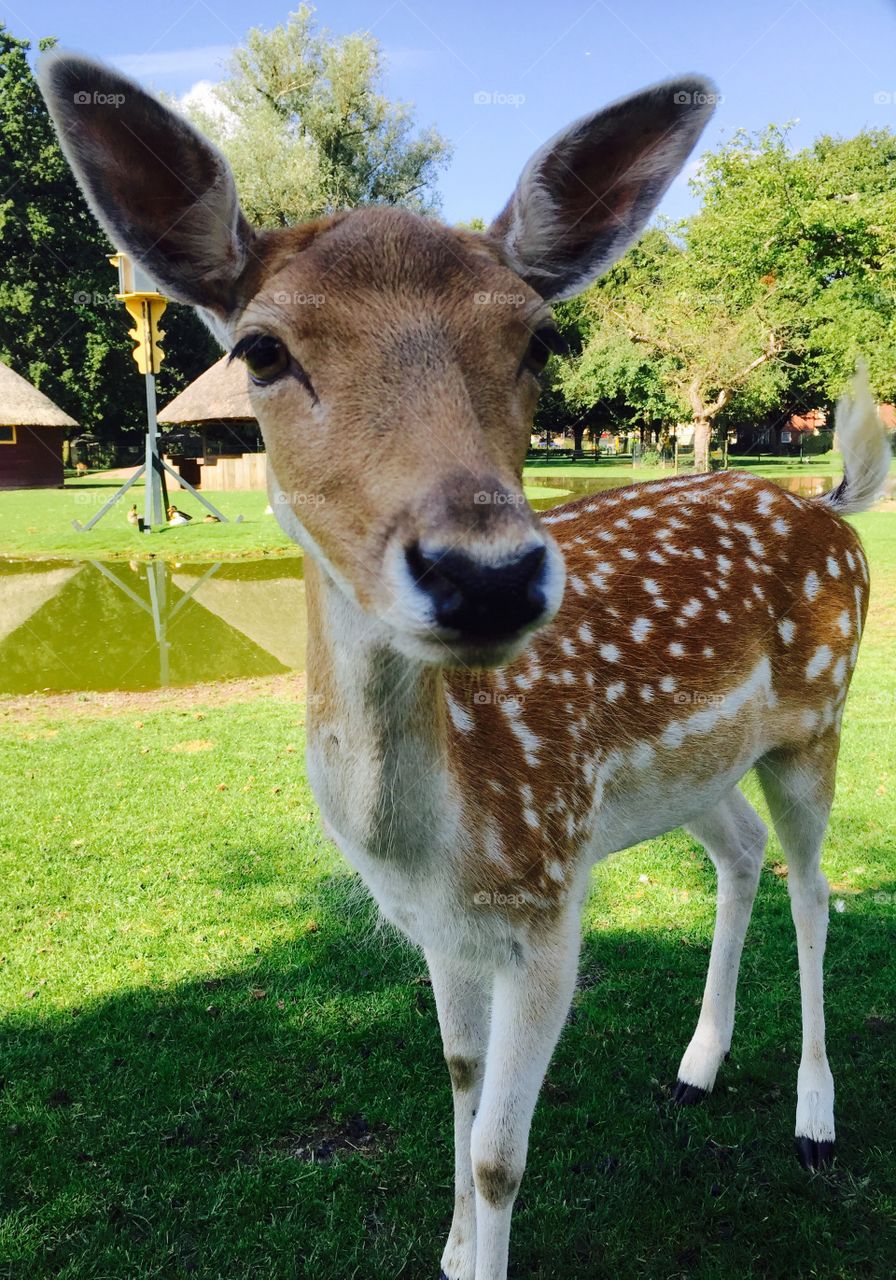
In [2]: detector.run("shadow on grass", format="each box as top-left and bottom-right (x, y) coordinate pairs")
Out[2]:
(1, 872), (895, 1280)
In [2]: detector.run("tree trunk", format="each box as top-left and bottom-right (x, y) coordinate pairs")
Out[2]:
(693, 418), (712, 472)
(572, 421), (586, 457)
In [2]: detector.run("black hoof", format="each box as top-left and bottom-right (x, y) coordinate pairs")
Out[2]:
(796, 1136), (835, 1170)
(673, 1079), (707, 1107)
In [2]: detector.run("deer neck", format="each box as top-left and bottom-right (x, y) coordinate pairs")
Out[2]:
(303, 558), (458, 868)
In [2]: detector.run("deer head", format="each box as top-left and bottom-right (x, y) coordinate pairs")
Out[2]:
(39, 53), (716, 667)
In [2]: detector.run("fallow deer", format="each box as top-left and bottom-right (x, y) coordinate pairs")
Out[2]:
(39, 53), (890, 1280)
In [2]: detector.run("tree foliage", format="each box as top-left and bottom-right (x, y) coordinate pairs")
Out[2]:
(181, 4), (451, 227)
(554, 123), (896, 467)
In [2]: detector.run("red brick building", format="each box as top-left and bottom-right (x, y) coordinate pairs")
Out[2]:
(0, 359), (78, 489)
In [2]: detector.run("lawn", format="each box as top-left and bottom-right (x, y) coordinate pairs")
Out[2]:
(0, 515), (894, 1278)
(0, 481), (296, 561)
(524, 449), (896, 479)
(0, 477), (569, 561)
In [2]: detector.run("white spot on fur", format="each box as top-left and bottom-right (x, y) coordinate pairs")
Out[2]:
(578, 622), (594, 645)
(804, 570), (821, 601)
(629, 741), (655, 769)
(778, 618), (796, 644)
(501, 698), (541, 766)
(445, 692), (474, 733)
(606, 681), (626, 702)
(827, 555), (841, 579)
(668, 641), (685, 657)
(600, 643), (621, 663)
(660, 656), (774, 748)
(631, 617), (653, 643)
(806, 645), (833, 679)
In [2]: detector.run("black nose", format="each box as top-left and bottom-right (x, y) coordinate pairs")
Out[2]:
(406, 542), (549, 640)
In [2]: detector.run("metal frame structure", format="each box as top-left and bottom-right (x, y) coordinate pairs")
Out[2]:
(73, 254), (237, 533)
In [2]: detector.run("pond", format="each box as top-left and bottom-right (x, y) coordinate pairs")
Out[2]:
(0, 471), (874, 695)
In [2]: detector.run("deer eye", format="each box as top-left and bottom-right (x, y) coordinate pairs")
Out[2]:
(230, 333), (291, 385)
(522, 325), (567, 378)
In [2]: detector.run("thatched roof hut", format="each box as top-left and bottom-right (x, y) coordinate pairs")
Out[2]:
(0, 359), (78, 489)
(158, 355), (254, 427)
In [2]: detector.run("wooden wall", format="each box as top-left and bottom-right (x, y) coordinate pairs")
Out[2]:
(0, 427), (64, 490)
(195, 453), (268, 491)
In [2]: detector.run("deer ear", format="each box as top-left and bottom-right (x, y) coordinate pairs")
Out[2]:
(36, 51), (254, 316)
(489, 77), (717, 301)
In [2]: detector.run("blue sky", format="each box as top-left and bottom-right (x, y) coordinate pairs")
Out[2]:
(5, 0), (896, 224)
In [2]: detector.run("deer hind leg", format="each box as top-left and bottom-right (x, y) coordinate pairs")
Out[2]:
(756, 740), (838, 1169)
(675, 787), (767, 1104)
(426, 948), (491, 1280)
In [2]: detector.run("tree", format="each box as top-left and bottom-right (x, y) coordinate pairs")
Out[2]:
(181, 4), (451, 227)
(0, 26), (217, 444)
(552, 124), (896, 469)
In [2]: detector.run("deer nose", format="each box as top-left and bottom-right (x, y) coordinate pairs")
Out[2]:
(406, 542), (549, 639)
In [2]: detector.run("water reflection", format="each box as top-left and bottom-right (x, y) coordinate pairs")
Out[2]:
(0, 557), (305, 695)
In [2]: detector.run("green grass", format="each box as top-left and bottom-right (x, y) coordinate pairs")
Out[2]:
(0, 478), (569, 561)
(523, 449), (896, 480)
(0, 480), (296, 561)
(0, 515), (894, 1278)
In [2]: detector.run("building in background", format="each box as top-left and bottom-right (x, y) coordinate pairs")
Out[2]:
(158, 356), (266, 490)
(0, 360), (78, 489)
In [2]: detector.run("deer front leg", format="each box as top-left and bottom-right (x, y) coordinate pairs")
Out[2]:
(470, 921), (580, 1280)
(426, 948), (491, 1280)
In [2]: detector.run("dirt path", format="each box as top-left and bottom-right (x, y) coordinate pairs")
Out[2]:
(0, 672), (308, 724)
